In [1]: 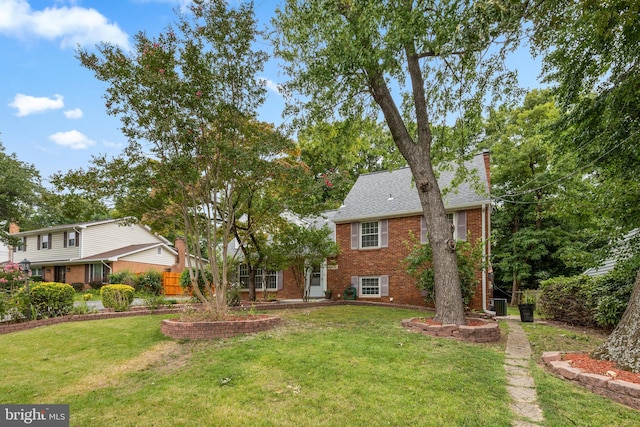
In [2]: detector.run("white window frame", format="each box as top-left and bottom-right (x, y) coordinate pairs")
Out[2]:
(359, 276), (381, 297)
(360, 221), (380, 249)
(446, 212), (467, 241)
(68, 231), (77, 248)
(15, 237), (26, 252)
(238, 264), (278, 291)
(41, 234), (49, 250)
(31, 266), (42, 277)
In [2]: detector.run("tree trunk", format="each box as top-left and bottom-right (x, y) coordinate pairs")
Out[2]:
(248, 266), (257, 302)
(592, 269), (640, 373)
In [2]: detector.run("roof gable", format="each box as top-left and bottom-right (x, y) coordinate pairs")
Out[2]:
(333, 153), (490, 223)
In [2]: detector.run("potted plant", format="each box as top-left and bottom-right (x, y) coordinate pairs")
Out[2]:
(518, 290), (536, 322)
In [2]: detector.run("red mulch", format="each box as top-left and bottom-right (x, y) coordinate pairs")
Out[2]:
(563, 353), (640, 385)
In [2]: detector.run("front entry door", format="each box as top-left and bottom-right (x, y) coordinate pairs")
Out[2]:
(54, 266), (66, 283)
(308, 264), (324, 298)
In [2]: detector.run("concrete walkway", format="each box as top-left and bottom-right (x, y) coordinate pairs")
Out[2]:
(504, 316), (544, 426)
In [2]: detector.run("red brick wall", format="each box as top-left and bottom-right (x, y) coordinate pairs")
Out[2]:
(326, 208), (491, 310)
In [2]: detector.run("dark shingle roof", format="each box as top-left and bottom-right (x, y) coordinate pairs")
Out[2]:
(333, 153), (490, 223)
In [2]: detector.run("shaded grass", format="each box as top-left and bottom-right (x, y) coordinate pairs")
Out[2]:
(522, 321), (640, 426)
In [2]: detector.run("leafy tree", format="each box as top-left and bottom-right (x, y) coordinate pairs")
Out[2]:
(298, 118), (406, 207)
(530, 0), (640, 371)
(274, 0), (525, 324)
(0, 142), (42, 246)
(75, 0), (271, 318)
(268, 221), (339, 300)
(486, 89), (598, 303)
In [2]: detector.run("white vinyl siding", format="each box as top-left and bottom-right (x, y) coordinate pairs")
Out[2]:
(120, 247), (175, 265)
(82, 222), (161, 257)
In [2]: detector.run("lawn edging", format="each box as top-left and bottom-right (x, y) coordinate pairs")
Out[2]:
(543, 351), (640, 410)
(401, 317), (501, 342)
(160, 315), (281, 339)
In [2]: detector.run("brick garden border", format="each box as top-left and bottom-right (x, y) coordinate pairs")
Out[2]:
(401, 317), (501, 343)
(160, 316), (281, 339)
(543, 351), (640, 410)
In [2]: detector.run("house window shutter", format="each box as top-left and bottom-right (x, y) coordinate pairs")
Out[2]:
(380, 275), (389, 297)
(84, 265), (89, 283)
(277, 271), (284, 290)
(421, 216), (427, 244)
(380, 219), (388, 248)
(456, 212), (467, 241)
(48, 233), (53, 250)
(23, 237), (27, 251)
(37, 235), (41, 251)
(63, 232), (68, 248)
(351, 223), (359, 250)
(350, 276), (358, 288)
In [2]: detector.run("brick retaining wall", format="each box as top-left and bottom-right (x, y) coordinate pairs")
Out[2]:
(401, 317), (501, 343)
(160, 316), (281, 339)
(543, 351), (640, 410)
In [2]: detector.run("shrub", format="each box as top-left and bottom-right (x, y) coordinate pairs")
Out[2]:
(179, 268), (214, 295)
(539, 275), (597, 327)
(70, 282), (85, 292)
(141, 292), (168, 311)
(587, 254), (640, 329)
(18, 282), (75, 319)
(101, 284), (135, 312)
(404, 235), (481, 308)
(108, 270), (137, 287)
(89, 280), (105, 290)
(136, 270), (163, 295)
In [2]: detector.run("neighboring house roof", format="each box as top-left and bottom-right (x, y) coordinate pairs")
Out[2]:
(9, 218), (172, 246)
(80, 243), (177, 262)
(333, 153), (490, 223)
(584, 229), (640, 277)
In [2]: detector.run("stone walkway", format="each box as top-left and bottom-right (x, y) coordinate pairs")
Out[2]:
(504, 317), (545, 426)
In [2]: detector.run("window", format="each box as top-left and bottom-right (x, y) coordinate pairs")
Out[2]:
(40, 234), (49, 250)
(15, 237), (26, 252)
(64, 231), (77, 248)
(359, 276), (380, 297)
(351, 220), (388, 250)
(446, 212), (467, 241)
(238, 264), (277, 290)
(31, 266), (42, 277)
(157, 247), (163, 255)
(360, 221), (379, 248)
(89, 263), (104, 282)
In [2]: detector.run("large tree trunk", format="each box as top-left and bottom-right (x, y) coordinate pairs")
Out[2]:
(592, 269), (640, 373)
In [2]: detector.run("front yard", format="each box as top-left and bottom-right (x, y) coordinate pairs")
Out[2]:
(1, 306), (639, 426)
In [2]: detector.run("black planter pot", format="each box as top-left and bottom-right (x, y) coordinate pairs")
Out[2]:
(518, 304), (535, 322)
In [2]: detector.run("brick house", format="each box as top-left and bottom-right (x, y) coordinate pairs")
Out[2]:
(9, 219), (185, 285)
(326, 152), (492, 311)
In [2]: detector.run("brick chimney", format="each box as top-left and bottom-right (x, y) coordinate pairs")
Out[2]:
(482, 151), (491, 191)
(172, 238), (186, 272)
(9, 222), (19, 234)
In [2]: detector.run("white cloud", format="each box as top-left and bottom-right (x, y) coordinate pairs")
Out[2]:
(49, 130), (96, 149)
(103, 140), (123, 148)
(258, 77), (283, 95)
(0, 0), (130, 49)
(9, 93), (64, 116)
(64, 108), (83, 119)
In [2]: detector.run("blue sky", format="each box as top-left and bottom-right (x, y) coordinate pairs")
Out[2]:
(1, 0), (544, 183)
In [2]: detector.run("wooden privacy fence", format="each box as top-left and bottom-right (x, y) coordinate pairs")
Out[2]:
(162, 272), (184, 296)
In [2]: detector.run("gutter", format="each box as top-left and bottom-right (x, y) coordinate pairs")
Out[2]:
(482, 202), (495, 316)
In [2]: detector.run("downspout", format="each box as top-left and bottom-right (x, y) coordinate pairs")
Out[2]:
(482, 203), (495, 316)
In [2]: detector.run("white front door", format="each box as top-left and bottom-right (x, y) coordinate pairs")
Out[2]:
(308, 264), (324, 298)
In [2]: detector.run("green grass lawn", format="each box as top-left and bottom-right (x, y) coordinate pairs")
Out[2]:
(1, 306), (639, 426)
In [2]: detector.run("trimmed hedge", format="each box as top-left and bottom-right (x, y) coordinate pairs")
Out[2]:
(25, 282), (75, 319)
(101, 284), (135, 312)
(539, 275), (598, 327)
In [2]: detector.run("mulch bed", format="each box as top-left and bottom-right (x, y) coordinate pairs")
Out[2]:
(563, 353), (640, 385)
